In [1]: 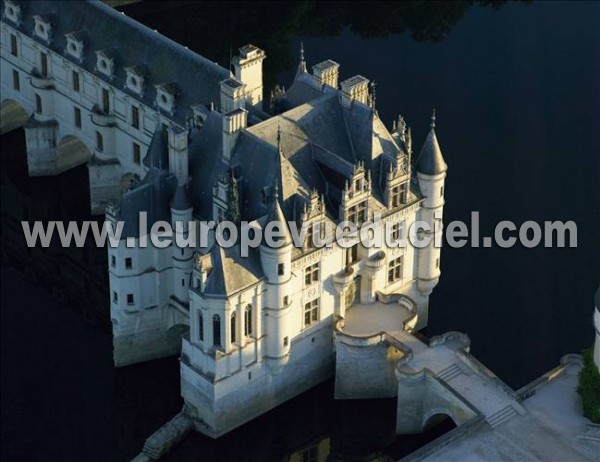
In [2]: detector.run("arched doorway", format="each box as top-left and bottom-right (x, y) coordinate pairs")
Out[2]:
(1, 99), (29, 134)
(55, 135), (92, 173)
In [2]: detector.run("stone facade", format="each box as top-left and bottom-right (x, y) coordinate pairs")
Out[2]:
(1, 0), (449, 438)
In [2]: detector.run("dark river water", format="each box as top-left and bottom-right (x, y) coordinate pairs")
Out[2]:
(1, 1), (599, 461)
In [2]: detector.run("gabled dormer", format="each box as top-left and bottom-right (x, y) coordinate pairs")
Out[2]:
(33, 15), (52, 43)
(300, 189), (326, 249)
(65, 31), (84, 62)
(384, 157), (410, 210)
(125, 65), (145, 95)
(340, 162), (371, 225)
(95, 49), (116, 79)
(156, 82), (176, 114)
(3, 0), (21, 25)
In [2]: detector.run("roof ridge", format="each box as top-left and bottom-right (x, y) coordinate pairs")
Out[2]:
(88, 0), (228, 75)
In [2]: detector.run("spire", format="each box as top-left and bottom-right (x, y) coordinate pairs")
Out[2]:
(415, 109), (447, 175)
(265, 179), (292, 248)
(296, 41), (307, 77)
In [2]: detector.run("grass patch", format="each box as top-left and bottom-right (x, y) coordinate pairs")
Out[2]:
(577, 348), (600, 424)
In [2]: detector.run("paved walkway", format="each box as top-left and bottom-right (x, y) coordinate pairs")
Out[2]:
(343, 303), (412, 336)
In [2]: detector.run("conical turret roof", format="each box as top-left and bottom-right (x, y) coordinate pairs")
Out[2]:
(416, 110), (447, 175)
(171, 184), (192, 211)
(264, 183), (293, 248)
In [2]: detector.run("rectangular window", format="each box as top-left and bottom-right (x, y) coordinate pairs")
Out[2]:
(346, 243), (359, 266)
(125, 257), (132, 269)
(74, 107), (82, 128)
(347, 201), (367, 225)
(283, 295), (289, 306)
(113, 291), (118, 303)
(391, 182), (408, 208)
(390, 221), (405, 243)
(304, 263), (320, 286)
(101, 88), (110, 113)
(35, 94), (42, 114)
(72, 70), (80, 92)
(40, 52), (48, 77)
(198, 313), (204, 341)
(133, 142), (141, 165)
(96, 131), (104, 152)
(111, 255), (116, 267)
(283, 336), (289, 347)
(278, 263), (284, 276)
(10, 34), (17, 56)
(12, 69), (19, 91)
(304, 299), (319, 327)
(388, 256), (404, 283)
(126, 293), (134, 305)
(436, 257), (440, 269)
(131, 106), (140, 129)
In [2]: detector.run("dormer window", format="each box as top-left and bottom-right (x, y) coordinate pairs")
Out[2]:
(65, 32), (84, 61)
(33, 15), (52, 43)
(4, 1), (21, 24)
(390, 182), (408, 208)
(156, 83), (176, 113)
(95, 49), (116, 78)
(125, 66), (145, 95)
(347, 200), (367, 226)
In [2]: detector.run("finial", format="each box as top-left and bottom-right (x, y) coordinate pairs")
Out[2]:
(297, 42), (307, 75)
(431, 108), (436, 129)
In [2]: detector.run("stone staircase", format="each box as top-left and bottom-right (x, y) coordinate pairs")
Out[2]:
(487, 404), (519, 428)
(131, 411), (194, 461)
(437, 363), (462, 382)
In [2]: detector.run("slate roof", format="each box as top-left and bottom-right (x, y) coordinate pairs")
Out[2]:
(118, 168), (177, 238)
(3, 0), (230, 126)
(188, 111), (225, 219)
(143, 126), (169, 170)
(229, 91), (410, 221)
(203, 245), (263, 298)
(416, 127), (447, 175)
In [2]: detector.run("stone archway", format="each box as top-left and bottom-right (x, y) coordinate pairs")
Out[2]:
(422, 407), (458, 430)
(55, 135), (92, 174)
(1, 99), (29, 134)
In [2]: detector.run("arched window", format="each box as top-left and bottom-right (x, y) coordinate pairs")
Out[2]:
(197, 312), (204, 342)
(213, 314), (221, 347)
(245, 305), (253, 336)
(230, 312), (237, 343)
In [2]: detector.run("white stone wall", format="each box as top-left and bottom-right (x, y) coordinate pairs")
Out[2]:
(0, 21), (178, 212)
(109, 238), (175, 366)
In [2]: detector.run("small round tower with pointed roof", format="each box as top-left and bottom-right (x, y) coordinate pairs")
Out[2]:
(260, 182), (293, 373)
(415, 110), (447, 316)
